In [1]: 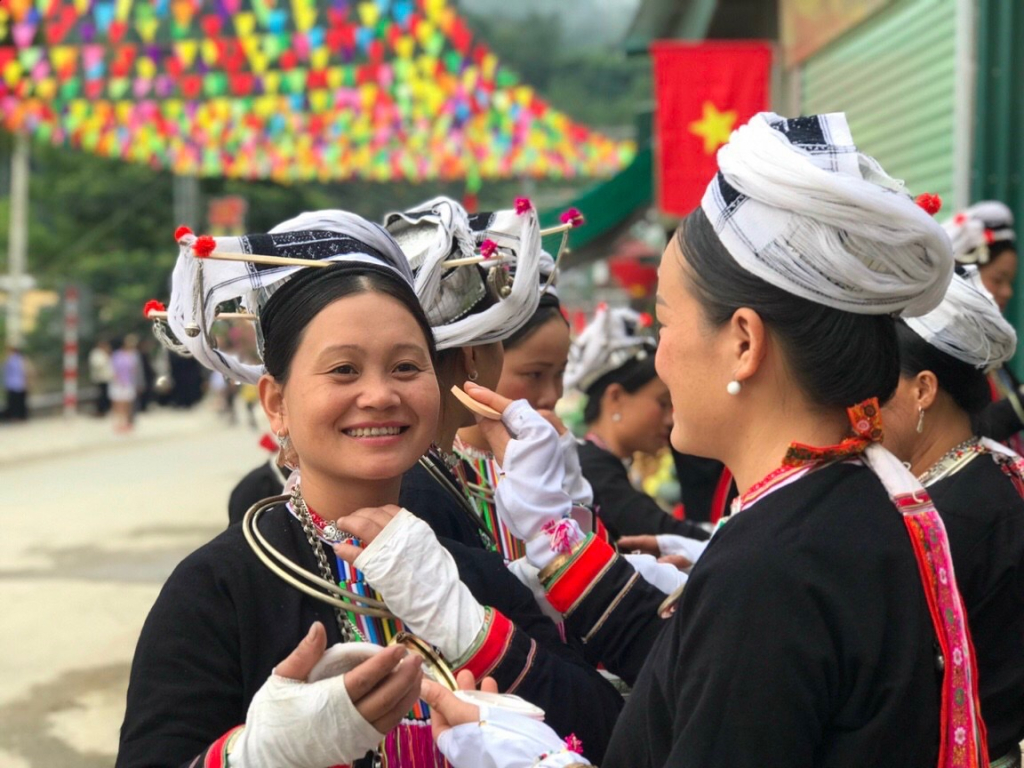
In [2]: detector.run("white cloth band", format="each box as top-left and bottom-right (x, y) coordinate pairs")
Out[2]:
(564, 306), (656, 393)
(905, 267), (1017, 369)
(354, 508), (486, 663)
(229, 669), (384, 767)
(702, 112), (953, 318)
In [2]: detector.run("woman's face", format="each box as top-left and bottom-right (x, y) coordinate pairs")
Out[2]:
(879, 375), (921, 463)
(654, 238), (734, 456)
(270, 292), (439, 484)
(498, 316), (571, 411)
(615, 376), (674, 456)
(980, 249), (1018, 313)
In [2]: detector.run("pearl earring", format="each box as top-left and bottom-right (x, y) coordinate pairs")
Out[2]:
(726, 380), (742, 396)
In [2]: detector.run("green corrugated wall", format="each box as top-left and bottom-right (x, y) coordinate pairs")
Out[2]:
(801, 0), (957, 202)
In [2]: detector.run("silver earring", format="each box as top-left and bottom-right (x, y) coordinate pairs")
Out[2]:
(468, 370), (479, 382)
(726, 380), (742, 396)
(916, 408), (925, 434)
(612, 413), (622, 422)
(275, 429), (289, 447)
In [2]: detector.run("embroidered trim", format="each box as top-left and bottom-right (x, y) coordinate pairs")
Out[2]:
(783, 397), (883, 466)
(582, 571), (639, 644)
(545, 535), (617, 615)
(899, 490), (987, 768)
(457, 609), (515, 680)
(506, 638), (537, 694)
(204, 725), (243, 768)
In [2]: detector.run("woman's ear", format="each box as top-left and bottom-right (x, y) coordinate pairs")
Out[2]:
(259, 374), (286, 434)
(916, 371), (940, 411)
(458, 346), (476, 382)
(729, 308), (767, 383)
(602, 382), (626, 411)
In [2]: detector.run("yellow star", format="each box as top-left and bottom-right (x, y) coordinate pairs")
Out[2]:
(689, 101), (738, 155)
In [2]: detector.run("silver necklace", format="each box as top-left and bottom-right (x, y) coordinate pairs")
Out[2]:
(292, 487), (366, 643)
(430, 442), (461, 471)
(917, 436), (984, 487)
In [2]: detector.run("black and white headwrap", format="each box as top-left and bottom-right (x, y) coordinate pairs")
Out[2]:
(943, 201), (1016, 265)
(166, 210), (413, 384)
(384, 197), (542, 351)
(702, 112), (953, 317)
(564, 306), (656, 393)
(905, 266), (1017, 371)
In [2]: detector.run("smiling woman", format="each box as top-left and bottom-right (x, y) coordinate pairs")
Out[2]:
(117, 210), (597, 768)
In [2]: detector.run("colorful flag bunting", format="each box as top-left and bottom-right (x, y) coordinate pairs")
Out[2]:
(0, 0), (632, 183)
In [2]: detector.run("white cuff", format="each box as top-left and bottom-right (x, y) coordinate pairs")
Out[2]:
(355, 509), (486, 661)
(436, 706), (593, 768)
(622, 553), (689, 595)
(655, 534), (709, 565)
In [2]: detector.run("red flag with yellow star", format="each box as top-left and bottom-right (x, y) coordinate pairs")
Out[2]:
(652, 41), (773, 217)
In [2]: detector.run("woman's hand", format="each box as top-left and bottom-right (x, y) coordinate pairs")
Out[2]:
(230, 622), (420, 767)
(333, 505), (403, 563)
(420, 670), (499, 741)
(462, 382), (516, 465)
(616, 534), (662, 557)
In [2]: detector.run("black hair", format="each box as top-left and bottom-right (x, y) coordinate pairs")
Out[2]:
(895, 321), (990, 415)
(504, 293), (568, 351)
(983, 241), (1017, 267)
(582, 354), (659, 424)
(261, 264), (437, 383)
(676, 207), (900, 409)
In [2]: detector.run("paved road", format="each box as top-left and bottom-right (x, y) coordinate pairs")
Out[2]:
(0, 406), (271, 766)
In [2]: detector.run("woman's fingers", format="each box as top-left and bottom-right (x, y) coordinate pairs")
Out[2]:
(343, 645), (408, 701)
(480, 676), (499, 694)
(617, 535), (661, 557)
(658, 554), (694, 571)
(420, 679), (482, 738)
(273, 621), (327, 681)
(463, 381), (514, 413)
(350, 654), (424, 732)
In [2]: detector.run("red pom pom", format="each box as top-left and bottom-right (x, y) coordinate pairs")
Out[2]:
(142, 299), (166, 318)
(953, 212), (968, 225)
(258, 432), (279, 453)
(174, 225), (194, 242)
(559, 207), (585, 228)
(596, 301), (608, 311)
(480, 239), (498, 259)
(514, 197), (532, 215)
(192, 235), (217, 258)
(914, 193), (942, 216)
(637, 312), (653, 328)
(985, 229), (995, 244)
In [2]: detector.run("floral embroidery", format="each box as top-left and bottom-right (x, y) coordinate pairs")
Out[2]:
(953, 648), (963, 666)
(783, 398), (884, 466)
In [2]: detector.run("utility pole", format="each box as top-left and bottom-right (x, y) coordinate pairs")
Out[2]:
(5, 131), (29, 348)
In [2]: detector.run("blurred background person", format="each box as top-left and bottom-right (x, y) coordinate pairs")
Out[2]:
(109, 335), (140, 432)
(88, 338), (113, 417)
(2, 345), (31, 422)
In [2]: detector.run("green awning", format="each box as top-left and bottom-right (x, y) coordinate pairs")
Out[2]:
(539, 146), (653, 268)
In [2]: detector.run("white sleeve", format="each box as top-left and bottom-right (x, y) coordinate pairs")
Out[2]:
(655, 534), (710, 565)
(622, 553), (689, 595)
(436, 706), (593, 768)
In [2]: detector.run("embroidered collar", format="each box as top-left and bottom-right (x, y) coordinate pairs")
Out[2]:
(729, 398), (885, 516)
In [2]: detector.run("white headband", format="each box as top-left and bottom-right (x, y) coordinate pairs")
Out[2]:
(385, 197), (542, 351)
(943, 201), (1016, 265)
(905, 266), (1017, 370)
(564, 305), (656, 393)
(702, 112), (953, 318)
(164, 211), (413, 384)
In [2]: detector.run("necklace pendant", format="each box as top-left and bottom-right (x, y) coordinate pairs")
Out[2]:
(323, 522), (339, 540)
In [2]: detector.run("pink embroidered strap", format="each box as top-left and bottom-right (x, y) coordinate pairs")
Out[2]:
(895, 491), (987, 768)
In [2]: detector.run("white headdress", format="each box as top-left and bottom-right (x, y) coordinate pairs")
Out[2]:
(942, 200), (1016, 265)
(564, 305), (656, 393)
(702, 112), (953, 317)
(161, 212), (413, 384)
(905, 266), (1017, 370)
(384, 197), (543, 351)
